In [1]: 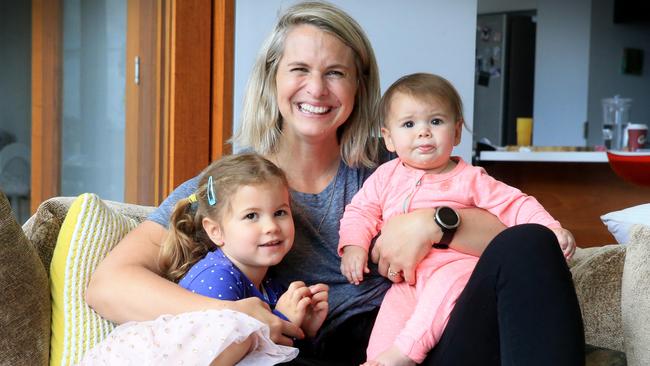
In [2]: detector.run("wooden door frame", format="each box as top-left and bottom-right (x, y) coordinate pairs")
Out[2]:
(211, 0), (234, 161)
(165, 0), (235, 195)
(31, 0), (62, 213)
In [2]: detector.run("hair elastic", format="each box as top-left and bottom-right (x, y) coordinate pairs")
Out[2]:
(207, 176), (217, 206)
(188, 193), (198, 203)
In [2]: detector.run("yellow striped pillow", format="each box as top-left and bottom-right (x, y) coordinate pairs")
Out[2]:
(49, 193), (138, 366)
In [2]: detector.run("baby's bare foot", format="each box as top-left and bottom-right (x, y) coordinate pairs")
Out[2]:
(360, 361), (383, 366)
(366, 345), (415, 366)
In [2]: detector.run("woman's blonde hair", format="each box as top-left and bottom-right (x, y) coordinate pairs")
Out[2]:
(379, 73), (465, 128)
(233, 1), (381, 168)
(159, 153), (289, 282)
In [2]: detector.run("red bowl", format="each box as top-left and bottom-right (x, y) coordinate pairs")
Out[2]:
(606, 151), (650, 186)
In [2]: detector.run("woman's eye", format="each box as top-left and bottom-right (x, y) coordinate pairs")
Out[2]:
(326, 70), (344, 78)
(244, 212), (258, 220)
(290, 67), (308, 73)
(275, 209), (289, 217)
(402, 121), (414, 128)
(430, 118), (443, 125)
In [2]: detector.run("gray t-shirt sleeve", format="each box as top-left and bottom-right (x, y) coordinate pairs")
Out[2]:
(147, 176), (200, 228)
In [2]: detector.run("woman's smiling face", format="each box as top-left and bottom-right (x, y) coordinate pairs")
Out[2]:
(275, 24), (358, 143)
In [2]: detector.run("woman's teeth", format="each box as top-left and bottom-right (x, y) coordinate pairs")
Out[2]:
(299, 103), (331, 114)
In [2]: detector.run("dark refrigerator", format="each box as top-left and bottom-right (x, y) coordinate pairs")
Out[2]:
(473, 12), (536, 147)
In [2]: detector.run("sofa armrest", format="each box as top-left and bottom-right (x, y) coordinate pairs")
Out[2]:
(570, 244), (626, 352)
(621, 224), (650, 366)
(22, 196), (154, 272)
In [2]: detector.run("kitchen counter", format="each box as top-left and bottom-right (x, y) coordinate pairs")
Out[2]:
(478, 150), (607, 163)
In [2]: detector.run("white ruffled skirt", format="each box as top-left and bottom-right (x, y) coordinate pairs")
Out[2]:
(78, 309), (298, 365)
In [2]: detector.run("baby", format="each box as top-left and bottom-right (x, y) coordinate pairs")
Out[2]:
(338, 73), (575, 366)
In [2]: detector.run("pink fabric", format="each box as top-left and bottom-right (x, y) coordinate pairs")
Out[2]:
(338, 157), (561, 362)
(78, 309), (298, 365)
(366, 249), (477, 363)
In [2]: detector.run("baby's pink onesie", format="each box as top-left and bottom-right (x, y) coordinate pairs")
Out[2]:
(338, 157), (560, 363)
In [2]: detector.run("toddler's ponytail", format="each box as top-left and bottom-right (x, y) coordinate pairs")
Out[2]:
(159, 197), (214, 282)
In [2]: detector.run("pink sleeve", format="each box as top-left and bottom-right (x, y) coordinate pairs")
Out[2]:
(338, 168), (386, 256)
(468, 167), (561, 228)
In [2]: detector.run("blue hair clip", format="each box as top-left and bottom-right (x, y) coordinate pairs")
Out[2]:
(207, 176), (217, 206)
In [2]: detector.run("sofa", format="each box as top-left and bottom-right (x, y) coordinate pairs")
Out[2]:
(1, 190), (649, 365)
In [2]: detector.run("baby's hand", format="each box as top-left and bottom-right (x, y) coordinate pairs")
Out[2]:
(301, 283), (329, 338)
(340, 246), (369, 285)
(275, 281), (312, 325)
(551, 227), (576, 260)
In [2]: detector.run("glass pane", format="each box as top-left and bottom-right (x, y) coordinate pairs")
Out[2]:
(62, 0), (126, 201)
(0, 1), (32, 223)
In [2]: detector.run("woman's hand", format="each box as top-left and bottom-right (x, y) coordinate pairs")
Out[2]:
(301, 283), (329, 338)
(371, 209), (440, 285)
(371, 208), (506, 285)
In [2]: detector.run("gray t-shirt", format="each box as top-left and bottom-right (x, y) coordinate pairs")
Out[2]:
(148, 160), (391, 339)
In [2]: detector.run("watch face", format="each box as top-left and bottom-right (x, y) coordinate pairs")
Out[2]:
(437, 206), (460, 229)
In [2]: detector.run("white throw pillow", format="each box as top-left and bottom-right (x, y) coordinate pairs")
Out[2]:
(600, 204), (650, 244)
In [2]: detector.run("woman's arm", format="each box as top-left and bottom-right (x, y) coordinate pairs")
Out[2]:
(86, 221), (303, 345)
(370, 208), (506, 285)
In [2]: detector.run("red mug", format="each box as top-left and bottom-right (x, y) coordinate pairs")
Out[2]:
(627, 123), (648, 151)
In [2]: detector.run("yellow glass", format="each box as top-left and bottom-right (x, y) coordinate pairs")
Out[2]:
(517, 117), (533, 146)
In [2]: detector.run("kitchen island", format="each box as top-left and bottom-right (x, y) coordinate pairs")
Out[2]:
(477, 150), (649, 247)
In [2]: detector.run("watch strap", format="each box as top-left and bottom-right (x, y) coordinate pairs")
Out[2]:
(433, 230), (453, 249)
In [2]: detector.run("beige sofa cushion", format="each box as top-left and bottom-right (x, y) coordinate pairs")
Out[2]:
(570, 244), (626, 352)
(622, 224), (650, 366)
(0, 191), (51, 366)
(22, 196), (153, 272)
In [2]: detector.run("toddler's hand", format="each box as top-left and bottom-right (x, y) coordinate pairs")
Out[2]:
(551, 227), (576, 260)
(340, 246), (369, 285)
(275, 281), (312, 326)
(301, 283), (329, 338)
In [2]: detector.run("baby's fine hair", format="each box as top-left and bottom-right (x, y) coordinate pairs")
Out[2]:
(233, 1), (381, 168)
(159, 153), (289, 282)
(379, 73), (464, 128)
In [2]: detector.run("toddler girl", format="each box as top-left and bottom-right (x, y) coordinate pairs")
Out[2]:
(81, 153), (328, 365)
(338, 73), (575, 366)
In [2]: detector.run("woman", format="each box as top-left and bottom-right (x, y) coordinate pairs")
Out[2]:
(87, 2), (584, 365)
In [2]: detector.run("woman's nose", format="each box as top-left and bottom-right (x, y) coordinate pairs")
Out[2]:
(306, 74), (328, 97)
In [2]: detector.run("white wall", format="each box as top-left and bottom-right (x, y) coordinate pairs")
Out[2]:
(234, 0), (478, 161)
(533, 0), (591, 146)
(587, 0), (650, 145)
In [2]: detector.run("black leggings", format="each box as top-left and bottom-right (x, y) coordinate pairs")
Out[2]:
(288, 224), (585, 365)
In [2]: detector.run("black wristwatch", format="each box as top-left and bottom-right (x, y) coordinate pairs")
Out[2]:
(433, 206), (460, 249)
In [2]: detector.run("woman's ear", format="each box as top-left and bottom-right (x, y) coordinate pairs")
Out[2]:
(202, 217), (224, 246)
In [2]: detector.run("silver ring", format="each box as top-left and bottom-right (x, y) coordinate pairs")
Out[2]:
(388, 269), (398, 277)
